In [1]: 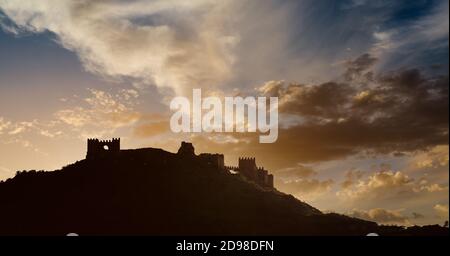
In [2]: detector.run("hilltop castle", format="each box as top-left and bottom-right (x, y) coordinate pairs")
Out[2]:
(177, 142), (274, 189)
(86, 139), (274, 189)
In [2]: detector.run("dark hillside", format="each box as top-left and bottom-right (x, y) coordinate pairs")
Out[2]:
(0, 148), (447, 236)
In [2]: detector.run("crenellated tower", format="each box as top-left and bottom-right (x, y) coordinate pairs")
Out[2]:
(238, 157), (258, 180)
(234, 157), (273, 189)
(86, 138), (120, 159)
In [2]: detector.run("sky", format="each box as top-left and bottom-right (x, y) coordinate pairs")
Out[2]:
(0, 0), (448, 226)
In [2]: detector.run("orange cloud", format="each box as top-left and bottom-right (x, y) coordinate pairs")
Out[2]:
(434, 204), (449, 218)
(133, 121), (169, 138)
(349, 208), (411, 226)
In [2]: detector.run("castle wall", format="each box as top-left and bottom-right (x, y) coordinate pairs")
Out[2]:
(267, 174), (274, 188)
(85, 139), (274, 189)
(199, 153), (225, 170)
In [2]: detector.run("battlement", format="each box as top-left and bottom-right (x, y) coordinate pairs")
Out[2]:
(229, 157), (274, 189)
(88, 138), (120, 143)
(86, 138), (120, 159)
(238, 157), (256, 162)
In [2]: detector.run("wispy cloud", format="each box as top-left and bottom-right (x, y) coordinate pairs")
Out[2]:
(54, 88), (141, 137)
(0, 0), (448, 225)
(0, 88), (140, 150)
(370, 0), (449, 71)
(0, 0), (240, 94)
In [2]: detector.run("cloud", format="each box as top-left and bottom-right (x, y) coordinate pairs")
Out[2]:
(276, 164), (317, 180)
(412, 212), (425, 219)
(277, 178), (334, 202)
(0, 87), (146, 180)
(152, 52), (450, 176)
(274, 164), (333, 202)
(413, 146), (449, 170)
(133, 121), (169, 138)
(349, 208), (411, 225)
(0, 119), (37, 137)
(191, 57), (448, 169)
(0, 117), (11, 134)
(336, 169), (448, 211)
(256, 55), (448, 163)
(370, 0), (449, 71)
(258, 80), (355, 120)
(0, 0), (239, 94)
(0, 131), (46, 155)
(343, 53), (377, 81)
(0, 0), (448, 226)
(7, 121), (34, 135)
(418, 1), (449, 44)
(1, 0), (374, 95)
(4, 89), (140, 152)
(341, 169), (364, 189)
(55, 88), (140, 136)
(2, 0), (447, 97)
(434, 204), (449, 219)
(0, 117), (63, 148)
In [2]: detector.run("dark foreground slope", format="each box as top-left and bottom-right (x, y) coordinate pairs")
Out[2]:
(0, 148), (447, 236)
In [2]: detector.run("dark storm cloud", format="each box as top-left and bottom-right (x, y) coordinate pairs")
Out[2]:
(196, 54), (449, 168)
(258, 54), (448, 161)
(265, 81), (355, 119)
(344, 53), (378, 80)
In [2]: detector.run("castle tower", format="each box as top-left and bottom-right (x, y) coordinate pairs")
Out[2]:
(86, 138), (120, 159)
(199, 153), (225, 170)
(236, 157), (274, 189)
(238, 157), (258, 181)
(177, 141), (195, 157)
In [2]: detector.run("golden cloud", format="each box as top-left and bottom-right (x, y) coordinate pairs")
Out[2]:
(434, 204), (449, 218)
(276, 178), (334, 202)
(0, 0), (239, 94)
(133, 121), (169, 138)
(349, 208), (411, 226)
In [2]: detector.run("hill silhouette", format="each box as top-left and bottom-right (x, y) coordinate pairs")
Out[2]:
(0, 145), (447, 236)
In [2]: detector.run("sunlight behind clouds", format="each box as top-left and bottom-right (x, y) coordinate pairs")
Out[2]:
(0, 0), (238, 94)
(0, 0), (448, 226)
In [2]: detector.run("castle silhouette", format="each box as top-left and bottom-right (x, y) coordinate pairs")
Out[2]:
(1, 138), (446, 236)
(87, 138), (121, 159)
(86, 138), (274, 189)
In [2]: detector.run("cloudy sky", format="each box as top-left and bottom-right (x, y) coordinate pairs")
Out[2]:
(0, 0), (448, 226)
